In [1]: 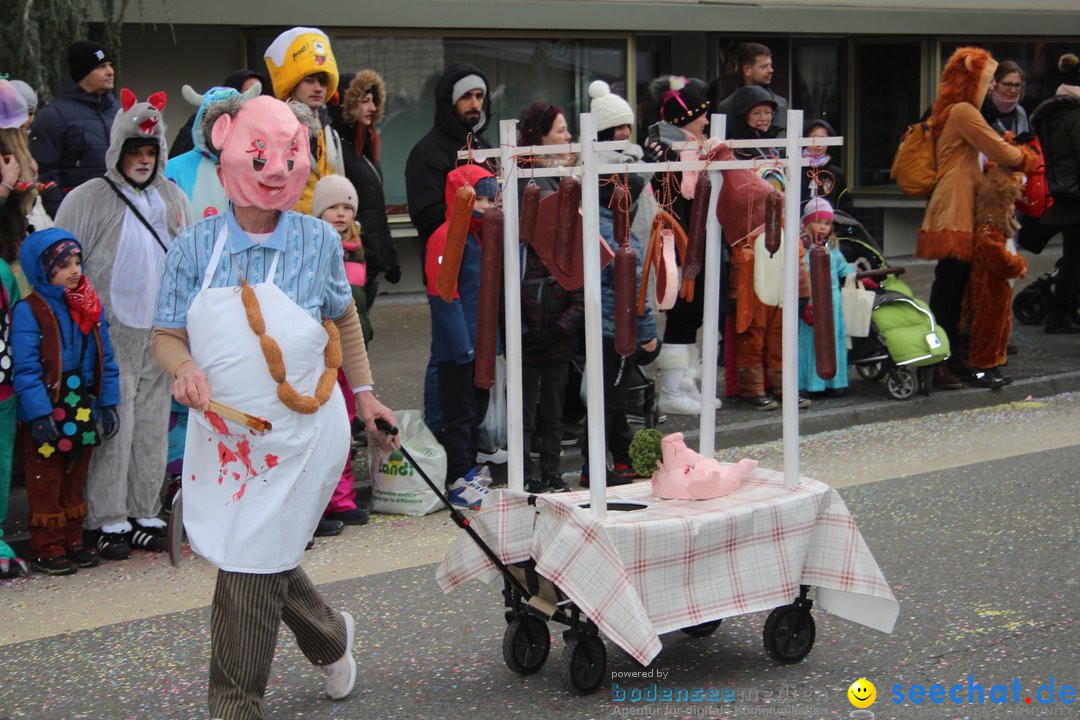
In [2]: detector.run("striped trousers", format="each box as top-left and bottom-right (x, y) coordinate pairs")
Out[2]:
(209, 567), (347, 720)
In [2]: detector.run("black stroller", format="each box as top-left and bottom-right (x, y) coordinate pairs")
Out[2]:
(835, 211), (948, 400)
(1012, 260), (1080, 325)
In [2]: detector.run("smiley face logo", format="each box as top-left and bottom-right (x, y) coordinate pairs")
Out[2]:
(848, 678), (876, 708)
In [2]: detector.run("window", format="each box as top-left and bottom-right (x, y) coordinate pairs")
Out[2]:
(939, 39), (1079, 115)
(791, 39), (845, 138)
(248, 32), (628, 213)
(852, 41), (923, 187)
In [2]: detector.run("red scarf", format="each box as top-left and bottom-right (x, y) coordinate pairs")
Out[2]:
(64, 275), (103, 334)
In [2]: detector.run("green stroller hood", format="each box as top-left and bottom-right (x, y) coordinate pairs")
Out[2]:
(872, 279), (951, 367)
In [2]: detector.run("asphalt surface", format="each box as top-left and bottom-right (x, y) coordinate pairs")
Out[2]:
(2, 245), (1079, 720)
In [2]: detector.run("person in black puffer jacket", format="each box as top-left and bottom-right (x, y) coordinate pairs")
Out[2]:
(29, 41), (120, 217)
(1030, 52), (1080, 333)
(405, 63), (494, 245)
(406, 62), (494, 433)
(334, 70), (401, 309)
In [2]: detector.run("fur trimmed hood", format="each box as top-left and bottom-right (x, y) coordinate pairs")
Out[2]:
(931, 47), (996, 136)
(343, 69), (386, 125)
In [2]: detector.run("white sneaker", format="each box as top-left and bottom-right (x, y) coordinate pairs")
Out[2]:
(447, 475), (491, 511)
(323, 611), (356, 700)
(476, 447), (509, 464)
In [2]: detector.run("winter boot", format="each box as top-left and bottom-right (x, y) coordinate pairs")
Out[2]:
(681, 344), (721, 410)
(656, 344), (701, 415)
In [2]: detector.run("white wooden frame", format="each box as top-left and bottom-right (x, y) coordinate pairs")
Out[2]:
(459, 110), (843, 518)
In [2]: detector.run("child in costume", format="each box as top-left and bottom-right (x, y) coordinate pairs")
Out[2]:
(12, 229), (120, 575)
(425, 165), (497, 510)
(797, 197), (855, 397)
(714, 144), (811, 410)
(966, 165), (1027, 385)
(314, 174), (372, 526)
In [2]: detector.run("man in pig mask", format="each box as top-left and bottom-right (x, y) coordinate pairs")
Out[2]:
(152, 93), (397, 720)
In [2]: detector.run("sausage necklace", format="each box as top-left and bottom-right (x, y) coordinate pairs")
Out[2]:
(240, 279), (342, 414)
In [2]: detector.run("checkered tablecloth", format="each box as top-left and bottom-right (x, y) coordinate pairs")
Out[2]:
(436, 466), (898, 665)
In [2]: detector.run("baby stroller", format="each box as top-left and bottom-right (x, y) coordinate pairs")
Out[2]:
(1012, 260), (1080, 325)
(836, 211), (951, 400)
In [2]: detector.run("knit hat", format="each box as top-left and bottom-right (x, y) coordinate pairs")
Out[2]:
(9, 79), (37, 114)
(264, 27), (339, 102)
(451, 74), (486, 105)
(312, 174), (358, 219)
(801, 197), (835, 225)
(589, 80), (634, 133)
(650, 76), (709, 127)
(0, 80), (28, 129)
(474, 176), (498, 200)
(1060, 53), (1080, 87)
(67, 40), (112, 82)
(43, 238), (81, 279)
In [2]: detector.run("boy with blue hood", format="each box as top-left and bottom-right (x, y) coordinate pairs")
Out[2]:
(11, 228), (120, 575)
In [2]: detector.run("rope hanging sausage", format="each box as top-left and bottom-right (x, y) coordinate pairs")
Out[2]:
(240, 280), (341, 414)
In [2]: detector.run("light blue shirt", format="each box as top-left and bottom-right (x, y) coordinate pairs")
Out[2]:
(155, 208), (351, 328)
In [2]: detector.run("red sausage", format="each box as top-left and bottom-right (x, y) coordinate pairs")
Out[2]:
(764, 190), (783, 258)
(809, 242), (836, 380)
(683, 172), (711, 279)
(555, 175), (581, 274)
(474, 208), (504, 389)
(614, 246), (637, 358)
(437, 184), (477, 302)
(520, 181), (541, 246)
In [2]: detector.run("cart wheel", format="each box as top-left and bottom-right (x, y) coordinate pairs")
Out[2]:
(856, 360), (887, 383)
(681, 619), (722, 637)
(762, 604), (816, 664)
(560, 632), (607, 694)
(1012, 287), (1047, 325)
(502, 616), (550, 675)
(886, 367), (917, 401)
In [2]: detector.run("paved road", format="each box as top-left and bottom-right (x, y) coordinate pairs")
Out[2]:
(2, 393), (1078, 719)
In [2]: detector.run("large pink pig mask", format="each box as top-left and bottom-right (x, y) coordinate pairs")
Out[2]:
(211, 95), (310, 211)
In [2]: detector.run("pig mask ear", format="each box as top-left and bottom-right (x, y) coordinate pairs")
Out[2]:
(210, 113), (234, 154)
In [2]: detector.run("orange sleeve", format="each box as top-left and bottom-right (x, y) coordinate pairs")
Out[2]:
(952, 103), (1026, 169)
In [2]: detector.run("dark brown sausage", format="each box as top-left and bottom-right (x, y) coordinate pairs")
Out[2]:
(764, 190), (783, 258)
(555, 175), (581, 274)
(614, 243), (637, 357)
(809, 242), (836, 380)
(611, 184), (631, 249)
(437, 184), (477, 302)
(519, 181), (541, 246)
(683, 172), (711, 279)
(474, 207), (504, 389)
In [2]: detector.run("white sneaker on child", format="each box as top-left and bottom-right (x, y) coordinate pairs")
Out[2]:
(323, 611), (356, 700)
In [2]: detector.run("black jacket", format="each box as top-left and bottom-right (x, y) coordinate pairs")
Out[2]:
(29, 78), (119, 216)
(1032, 93), (1080, 203)
(405, 63), (493, 243)
(338, 125), (399, 277)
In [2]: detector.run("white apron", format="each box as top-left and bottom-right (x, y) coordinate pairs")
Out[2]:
(181, 226), (349, 573)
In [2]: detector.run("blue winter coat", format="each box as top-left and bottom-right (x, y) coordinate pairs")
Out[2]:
(598, 206), (657, 343)
(29, 79), (120, 216)
(12, 228), (120, 422)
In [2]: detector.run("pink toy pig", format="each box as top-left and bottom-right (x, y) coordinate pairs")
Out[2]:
(650, 433), (758, 500)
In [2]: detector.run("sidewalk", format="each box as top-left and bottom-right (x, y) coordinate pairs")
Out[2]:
(2, 247), (1074, 543)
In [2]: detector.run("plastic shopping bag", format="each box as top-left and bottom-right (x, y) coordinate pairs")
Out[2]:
(369, 410), (446, 516)
(841, 273), (874, 338)
(476, 355), (506, 453)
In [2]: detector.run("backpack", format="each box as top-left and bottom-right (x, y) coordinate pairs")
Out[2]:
(1015, 135), (1054, 218)
(890, 119), (938, 197)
